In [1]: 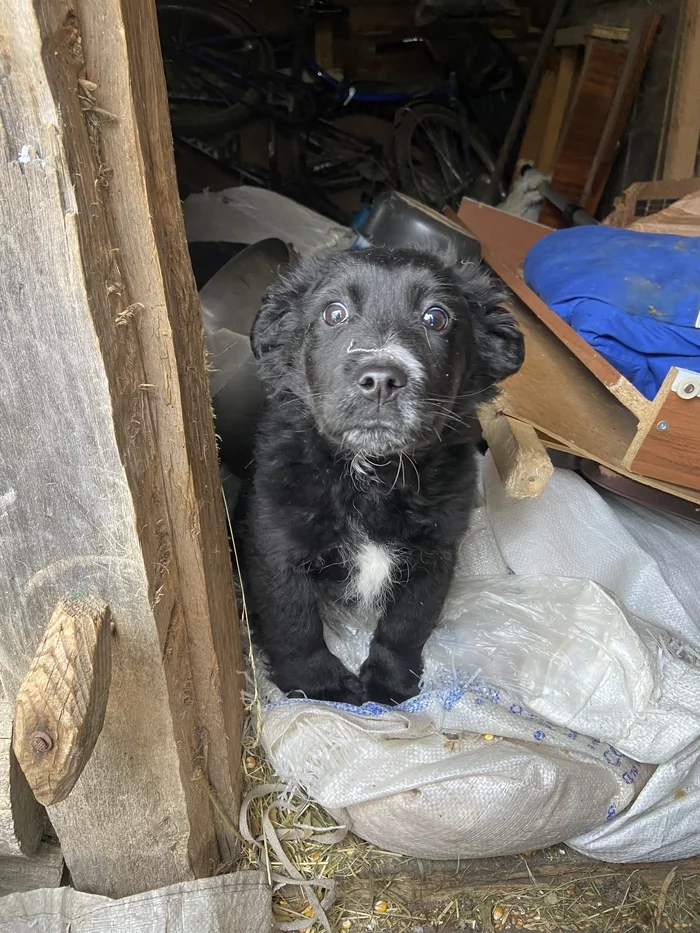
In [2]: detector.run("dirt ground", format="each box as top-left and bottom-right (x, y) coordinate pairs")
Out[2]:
(326, 845), (700, 932)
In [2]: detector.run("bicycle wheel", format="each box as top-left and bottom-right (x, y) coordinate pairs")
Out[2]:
(393, 102), (498, 211)
(157, 1), (273, 136)
(289, 117), (396, 224)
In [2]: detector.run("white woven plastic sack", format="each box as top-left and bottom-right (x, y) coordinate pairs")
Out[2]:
(476, 455), (700, 862)
(261, 670), (649, 859)
(260, 573), (660, 858)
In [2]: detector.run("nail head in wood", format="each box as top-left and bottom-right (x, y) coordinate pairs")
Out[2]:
(30, 731), (54, 755)
(13, 594), (112, 807)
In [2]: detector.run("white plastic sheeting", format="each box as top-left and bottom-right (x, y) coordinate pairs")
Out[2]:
(183, 187), (353, 257)
(259, 454), (700, 861)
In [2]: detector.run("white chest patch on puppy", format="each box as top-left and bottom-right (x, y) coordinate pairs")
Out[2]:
(349, 539), (398, 609)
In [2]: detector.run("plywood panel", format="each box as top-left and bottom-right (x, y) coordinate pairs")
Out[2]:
(626, 373), (700, 491)
(455, 200), (648, 418)
(539, 40), (629, 227)
(498, 299), (640, 467)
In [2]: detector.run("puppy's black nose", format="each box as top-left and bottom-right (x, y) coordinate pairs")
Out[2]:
(356, 364), (408, 403)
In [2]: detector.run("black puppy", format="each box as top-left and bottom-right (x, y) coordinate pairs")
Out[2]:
(242, 247), (524, 705)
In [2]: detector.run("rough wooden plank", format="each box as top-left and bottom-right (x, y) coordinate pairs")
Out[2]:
(0, 703), (45, 858)
(455, 200), (649, 419)
(13, 596), (111, 807)
(583, 12), (660, 213)
(538, 47), (578, 174)
(337, 848), (700, 932)
(555, 24), (632, 47)
(75, 0), (245, 860)
(0, 0), (242, 897)
(663, 0), (700, 179)
(479, 404), (553, 498)
(512, 57), (557, 181)
(0, 840), (64, 897)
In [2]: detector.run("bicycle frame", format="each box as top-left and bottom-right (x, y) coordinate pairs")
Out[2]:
(172, 33), (451, 110)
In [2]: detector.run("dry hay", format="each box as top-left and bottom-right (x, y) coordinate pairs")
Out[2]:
(221, 494), (700, 933)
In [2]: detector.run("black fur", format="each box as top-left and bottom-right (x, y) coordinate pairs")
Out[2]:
(242, 247), (524, 705)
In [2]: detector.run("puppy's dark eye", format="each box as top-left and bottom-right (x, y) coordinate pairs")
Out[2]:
(422, 306), (449, 331)
(323, 302), (349, 326)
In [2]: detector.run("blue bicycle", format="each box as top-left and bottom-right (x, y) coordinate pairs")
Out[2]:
(157, 0), (499, 216)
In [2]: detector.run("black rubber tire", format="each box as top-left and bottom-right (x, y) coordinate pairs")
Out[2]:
(393, 102), (497, 210)
(157, 1), (273, 136)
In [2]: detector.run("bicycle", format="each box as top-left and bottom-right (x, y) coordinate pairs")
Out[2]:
(157, 0), (501, 219)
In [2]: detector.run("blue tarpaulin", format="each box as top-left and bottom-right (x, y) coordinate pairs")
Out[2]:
(523, 226), (700, 400)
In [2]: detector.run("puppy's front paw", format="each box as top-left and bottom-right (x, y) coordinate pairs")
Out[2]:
(360, 644), (422, 706)
(274, 649), (364, 705)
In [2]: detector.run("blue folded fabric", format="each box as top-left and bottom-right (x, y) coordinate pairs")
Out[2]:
(523, 225), (700, 399)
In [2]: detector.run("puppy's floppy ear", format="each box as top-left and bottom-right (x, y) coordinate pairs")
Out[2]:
(472, 303), (525, 383)
(250, 254), (324, 392)
(453, 261), (524, 387)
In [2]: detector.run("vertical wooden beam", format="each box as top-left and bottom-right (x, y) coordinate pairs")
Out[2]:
(663, 0), (700, 179)
(0, 0), (243, 897)
(75, 0), (245, 858)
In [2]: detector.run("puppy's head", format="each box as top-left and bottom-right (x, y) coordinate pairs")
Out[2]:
(251, 248), (523, 457)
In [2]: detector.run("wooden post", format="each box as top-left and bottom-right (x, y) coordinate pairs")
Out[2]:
(0, 0), (244, 897)
(663, 0), (700, 179)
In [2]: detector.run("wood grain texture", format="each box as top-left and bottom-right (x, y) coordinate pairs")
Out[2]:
(76, 0), (245, 860)
(512, 57), (557, 180)
(0, 702), (45, 858)
(478, 404), (553, 498)
(583, 13), (660, 212)
(538, 47), (578, 174)
(455, 200), (649, 419)
(0, 0), (241, 896)
(554, 24), (631, 46)
(539, 40), (629, 227)
(13, 596), (111, 807)
(495, 299), (640, 468)
(664, 0), (700, 179)
(626, 371), (700, 492)
(0, 840), (64, 896)
(536, 432), (700, 508)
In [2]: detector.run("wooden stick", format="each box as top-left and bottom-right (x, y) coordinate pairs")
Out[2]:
(13, 595), (112, 807)
(479, 403), (554, 499)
